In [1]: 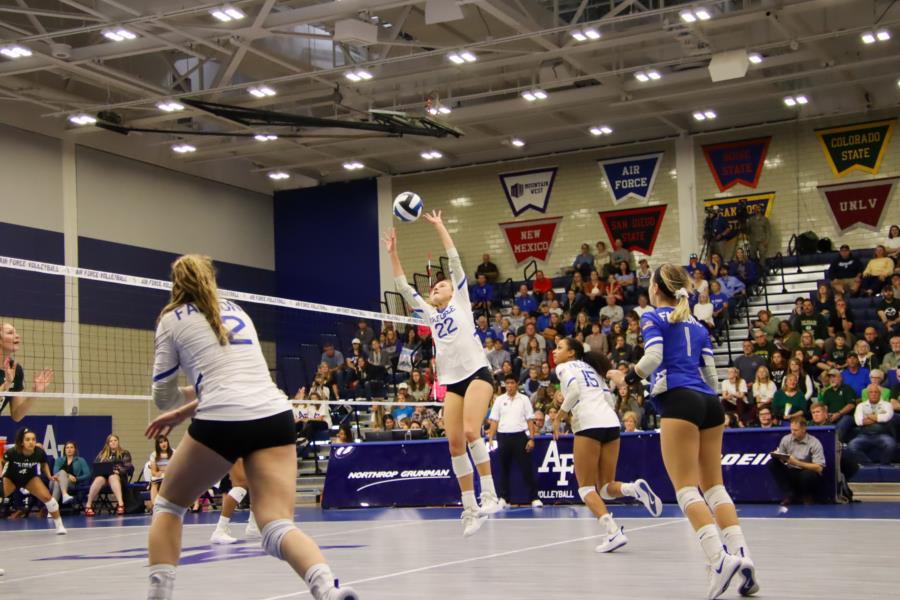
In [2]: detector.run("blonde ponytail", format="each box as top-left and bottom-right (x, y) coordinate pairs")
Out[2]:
(159, 255), (229, 345)
(654, 263), (693, 323)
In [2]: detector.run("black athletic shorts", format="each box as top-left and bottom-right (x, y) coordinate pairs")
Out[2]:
(575, 427), (621, 444)
(445, 367), (494, 398)
(188, 410), (297, 463)
(656, 388), (725, 430)
(2, 470), (38, 489)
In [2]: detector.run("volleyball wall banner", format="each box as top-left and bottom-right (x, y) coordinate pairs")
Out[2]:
(815, 118), (896, 177)
(703, 192), (775, 232)
(702, 137), (771, 192)
(498, 216), (563, 264)
(597, 152), (663, 204)
(598, 205), (667, 254)
(498, 167), (558, 216)
(817, 177), (899, 233)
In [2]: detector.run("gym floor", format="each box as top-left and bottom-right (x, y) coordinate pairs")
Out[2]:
(1, 504), (897, 599)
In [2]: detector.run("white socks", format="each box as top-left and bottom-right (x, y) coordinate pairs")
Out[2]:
(461, 490), (478, 511)
(304, 563), (335, 600)
(480, 476), (496, 497)
(217, 515), (231, 528)
(620, 482), (636, 497)
(599, 513), (618, 535)
(722, 525), (750, 559)
(696, 524), (726, 564)
(147, 564), (176, 600)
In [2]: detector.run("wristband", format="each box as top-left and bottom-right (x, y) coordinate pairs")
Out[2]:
(624, 368), (640, 385)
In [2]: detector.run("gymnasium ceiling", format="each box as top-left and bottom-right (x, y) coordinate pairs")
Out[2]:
(0, 0), (898, 192)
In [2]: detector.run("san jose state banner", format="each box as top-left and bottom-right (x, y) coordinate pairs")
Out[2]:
(598, 205), (667, 254)
(702, 137), (771, 192)
(498, 216), (563, 264)
(703, 192), (775, 232)
(499, 167), (558, 216)
(597, 152), (663, 204)
(815, 119), (896, 177)
(817, 177), (899, 233)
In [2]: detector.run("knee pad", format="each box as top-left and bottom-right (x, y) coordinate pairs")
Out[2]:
(261, 519), (296, 560)
(676, 486), (705, 515)
(467, 438), (490, 465)
(451, 453), (473, 479)
(703, 484), (734, 511)
(578, 486), (597, 503)
(227, 486), (247, 504)
(44, 497), (59, 514)
(154, 495), (188, 519)
(598, 484), (615, 501)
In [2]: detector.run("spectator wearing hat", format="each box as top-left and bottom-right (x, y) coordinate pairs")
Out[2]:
(768, 417), (826, 506)
(685, 253), (711, 279)
(818, 369), (858, 442)
(826, 245), (863, 296)
(487, 376), (541, 508)
(392, 383), (415, 424)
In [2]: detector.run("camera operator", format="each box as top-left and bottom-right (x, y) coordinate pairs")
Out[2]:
(746, 204), (772, 264)
(709, 206), (737, 261)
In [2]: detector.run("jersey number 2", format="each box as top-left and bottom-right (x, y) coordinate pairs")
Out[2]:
(434, 318), (458, 339)
(223, 316), (252, 345)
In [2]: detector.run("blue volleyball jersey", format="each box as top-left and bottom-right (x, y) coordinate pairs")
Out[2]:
(641, 307), (715, 397)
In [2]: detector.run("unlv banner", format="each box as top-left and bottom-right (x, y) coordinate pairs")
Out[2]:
(598, 152), (663, 204)
(702, 137), (771, 192)
(817, 177), (899, 233)
(703, 192), (775, 232)
(598, 205), (667, 254)
(498, 216), (562, 264)
(815, 119), (896, 177)
(499, 167), (558, 216)
(322, 428), (837, 508)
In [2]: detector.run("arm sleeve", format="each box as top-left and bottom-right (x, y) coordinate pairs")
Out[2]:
(394, 276), (431, 315)
(523, 396), (535, 420)
(777, 435), (790, 455)
(635, 314), (663, 377)
(702, 355), (718, 392)
(877, 402), (894, 423)
(447, 248), (471, 306)
(151, 317), (185, 412)
(810, 439), (826, 467)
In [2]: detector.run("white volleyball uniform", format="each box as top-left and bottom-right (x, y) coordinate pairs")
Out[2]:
(152, 299), (291, 421)
(555, 360), (620, 433)
(395, 248), (489, 385)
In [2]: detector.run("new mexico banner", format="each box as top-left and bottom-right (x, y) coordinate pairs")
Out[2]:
(702, 137), (771, 192)
(499, 167), (558, 216)
(703, 192), (775, 233)
(598, 205), (667, 254)
(598, 152), (663, 204)
(815, 119), (895, 177)
(499, 216), (563, 264)
(817, 177), (899, 233)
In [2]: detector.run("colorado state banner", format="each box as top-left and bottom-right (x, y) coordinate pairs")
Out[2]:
(815, 119), (895, 177)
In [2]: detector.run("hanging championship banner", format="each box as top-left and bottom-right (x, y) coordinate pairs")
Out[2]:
(598, 205), (667, 254)
(498, 216), (563, 264)
(597, 152), (663, 204)
(498, 167), (558, 216)
(815, 119), (896, 177)
(702, 137), (771, 192)
(817, 177), (899, 233)
(703, 192), (775, 233)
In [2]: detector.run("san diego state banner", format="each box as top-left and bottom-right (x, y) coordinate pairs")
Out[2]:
(815, 119), (896, 177)
(498, 167), (558, 216)
(498, 216), (563, 264)
(703, 192), (775, 233)
(597, 152), (663, 205)
(598, 205), (667, 254)
(817, 177), (898, 233)
(702, 137), (771, 192)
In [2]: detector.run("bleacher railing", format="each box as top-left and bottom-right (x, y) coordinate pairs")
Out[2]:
(523, 259), (538, 281)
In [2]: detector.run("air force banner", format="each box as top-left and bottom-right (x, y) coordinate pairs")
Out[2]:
(499, 167), (558, 216)
(598, 152), (663, 204)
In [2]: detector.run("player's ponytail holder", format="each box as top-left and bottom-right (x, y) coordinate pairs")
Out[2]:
(674, 288), (690, 300)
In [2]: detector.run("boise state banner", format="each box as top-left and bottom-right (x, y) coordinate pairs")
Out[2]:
(817, 177), (899, 233)
(815, 118), (896, 177)
(598, 205), (667, 254)
(702, 137), (771, 192)
(498, 167), (558, 216)
(498, 216), (563, 264)
(598, 152), (663, 204)
(703, 191), (775, 232)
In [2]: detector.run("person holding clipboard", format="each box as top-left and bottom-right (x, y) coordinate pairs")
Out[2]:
(767, 416), (826, 507)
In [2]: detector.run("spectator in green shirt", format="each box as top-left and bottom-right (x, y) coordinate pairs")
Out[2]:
(772, 374), (808, 424)
(864, 369), (892, 403)
(817, 369), (857, 441)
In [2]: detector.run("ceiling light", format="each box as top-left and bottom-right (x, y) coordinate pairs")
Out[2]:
(248, 85), (276, 98)
(438, 106), (451, 114)
(680, 10), (697, 23)
(521, 91), (536, 101)
(584, 29), (601, 40)
(0, 45), (31, 59)
(510, 138), (525, 147)
(102, 28), (137, 42)
(783, 96), (796, 107)
(693, 111), (706, 121)
(571, 30), (588, 42)
(783, 95), (808, 107)
(381, 21), (393, 29)
(254, 134), (278, 142)
(156, 101), (185, 112)
(268, 171), (290, 180)
(459, 51), (476, 62)
(533, 89), (548, 100)
(795, 95), (808, 105)
(421, 150), (443, 160)
(876, 29), (891, 42)
(589, 125), (613, 136)
(704, 110), (717, 119)
(343, 161), (365, 170)
(647, 70), (661, 80)
(571, 28), (600, 42)
(695, 8), (712, 20)
(427, 104), (452, 116)
(634, 71), (650, 82)
(210, 5), (245, 22)
(748, 53), (763, 64)
(344, 69), (373, 82)
(172, 143), (196, 154)
(862, 32), (877, 44)
(68, 113), (96, 126)
(447, 52), (465, 64)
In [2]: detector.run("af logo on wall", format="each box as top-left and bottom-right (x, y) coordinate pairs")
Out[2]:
(498, 167), (558, 216)
(597, 152), (663, 204)
(815, 119), (896, 177)
(817, 177), (899, 233)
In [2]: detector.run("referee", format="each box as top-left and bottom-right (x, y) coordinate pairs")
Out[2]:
(487, 375), (542, 508)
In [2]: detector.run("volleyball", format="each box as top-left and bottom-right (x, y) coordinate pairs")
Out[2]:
(393, 191), (423, 222)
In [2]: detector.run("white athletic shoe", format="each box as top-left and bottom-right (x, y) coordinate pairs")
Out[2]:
(706, 553), (742, 600)
(737, 556), (760, 596)
(55, 523), (67, 535)
(531, 499), (543, 508)
(594, 526), (628, 553)
(632, 478), (663, 517)
(321, 584), (360, 600)
(461, 507), (487, 537)
(210, 525), (237, 545)
(497, 498), (509, 510)
(61, 494), (74, 504)
(147, 571), (175, 600)
(478, 491), (502, 515)
(244, 515), (261, 539)
(0, 568), (5, 576)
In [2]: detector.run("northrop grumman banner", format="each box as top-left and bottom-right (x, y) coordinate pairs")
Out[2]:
(322, 428), (837, 508)
(499, 167), (558, 216)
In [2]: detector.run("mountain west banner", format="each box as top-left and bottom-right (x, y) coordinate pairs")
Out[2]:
(499, 167), (558, 216)
(815, 119), (896, 177)
(597, 152), (663, 204)
(817, 177), (899, 233)
(703, 192), (775, 233)
(598, 205), (667, 254)
(498, 216), (563, 264)
(702, 137), (771, 192)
